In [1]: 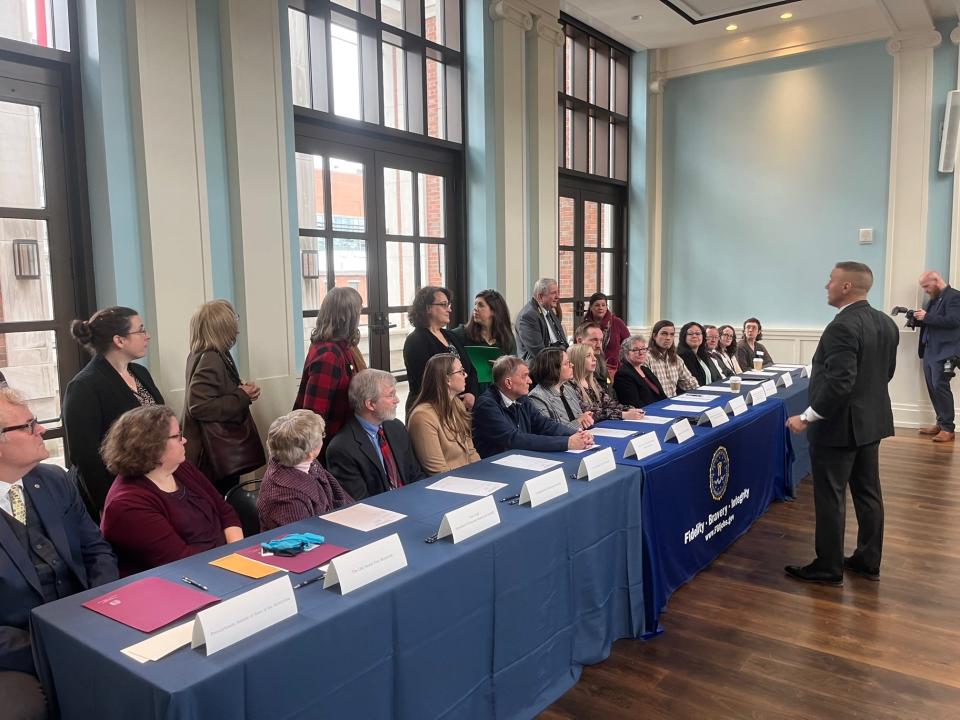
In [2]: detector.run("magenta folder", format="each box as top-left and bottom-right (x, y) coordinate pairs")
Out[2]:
(82, 577), (219, 633)
(236, 541), (349, 574)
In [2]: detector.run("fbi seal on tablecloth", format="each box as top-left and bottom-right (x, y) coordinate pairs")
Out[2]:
(709, 446), (730, 501)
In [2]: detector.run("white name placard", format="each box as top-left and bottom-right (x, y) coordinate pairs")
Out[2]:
(802, 364), (812, 377)
(777, 372), (793, 388)
(575, 446), (616, 481)
(624, 431), (662, 460)
(191, 576), (297, 655)
(433, 496), (500, 544)
(665, 418), (694, 444)
(698, 406), (730, 427)
(324, 533), (408, 593)
(748, 387), (767, 405)
(761, 379), (778, 396)
(725, 395), (748, 416)
(520, 468), (569, 506)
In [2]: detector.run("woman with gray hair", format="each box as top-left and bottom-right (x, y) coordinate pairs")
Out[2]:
(256, 410), (352, 531)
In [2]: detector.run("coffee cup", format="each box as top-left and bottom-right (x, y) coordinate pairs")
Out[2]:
(753, 358), (763, 371)
(729, 376), (742, 392)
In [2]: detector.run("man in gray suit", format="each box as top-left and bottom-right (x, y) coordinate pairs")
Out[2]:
(914, 270), (960, 443)
(785, 262), (898, 586)
(515, 278), (568, 363)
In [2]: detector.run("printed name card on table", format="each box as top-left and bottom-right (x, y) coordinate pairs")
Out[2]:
(191, 576), (297, 656)
(624, 431), (662, 460)
(761, 379), (778, 396)
(324, 533), (408, 594)
(748, 387), (767, 405)
(724, 395), (748, 416)
(802, 364), (812, 377)
(665, 418), (694, 444)
(777, 372), (793, 388)
(573, 446), (616, 481)
(432, 496), (501, 544)
(519, 467), (569, 506)
(697, 406), (730, 428)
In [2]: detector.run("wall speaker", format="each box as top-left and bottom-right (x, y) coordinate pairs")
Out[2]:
(938, 90), (960, 173)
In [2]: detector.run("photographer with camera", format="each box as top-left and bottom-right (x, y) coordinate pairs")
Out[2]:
(914, 270), (960, 443)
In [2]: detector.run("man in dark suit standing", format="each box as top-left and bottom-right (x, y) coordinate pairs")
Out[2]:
(515, 278), (569, 363)
(914, 270), (960, 443)
(785, 262), (898, 586)
(326, 369), (425, 500)
(0, 388), (117, 719)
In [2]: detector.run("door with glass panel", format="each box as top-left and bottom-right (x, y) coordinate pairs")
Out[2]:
(294, 138), (456, 379)
(557, 185), (624, 339)
(0, 70), (83, 459)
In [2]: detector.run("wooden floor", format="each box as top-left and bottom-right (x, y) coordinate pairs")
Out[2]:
(541, 429), (960, 720)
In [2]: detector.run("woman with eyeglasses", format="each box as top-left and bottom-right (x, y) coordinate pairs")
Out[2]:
(257, 410), (352, 532)
(527, 348), (594, 430)
(407, 354), (481, 473)
(402, 286), (479, 414)
(100, 405), (242, 576)
(717, 325), (743, 374)
(182, 300), (265, 495)
(736, 317), (775, 370)
(569, 344), (645, 421)
(677, 321), (723, 386)
(612, 336), (668, 408)
(62, 306), (164, 518)
(582, 292), (632, 376)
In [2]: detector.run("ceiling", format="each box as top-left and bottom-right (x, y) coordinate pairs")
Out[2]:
(562, 0), (959, 50)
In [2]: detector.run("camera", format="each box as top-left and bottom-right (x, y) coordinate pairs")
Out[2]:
(891, 306), (919, 329)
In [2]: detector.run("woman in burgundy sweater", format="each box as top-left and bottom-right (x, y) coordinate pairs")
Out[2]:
(100, 405), (243, 576)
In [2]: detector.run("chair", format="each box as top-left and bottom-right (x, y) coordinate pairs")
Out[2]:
(225, 479), (261, 537)
(464, 345), (505, 385)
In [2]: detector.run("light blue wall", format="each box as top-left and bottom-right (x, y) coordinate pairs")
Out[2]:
(927, 22), (956, 279)
(661, 41), (893, 328)
(77, 0), (145, 314)
(627, 50), (648, 327)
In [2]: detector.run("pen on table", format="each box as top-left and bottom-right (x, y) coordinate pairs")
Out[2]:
(293, 573), (325, 590)
(499, 493), (520, 503)
(181, 576), (208, 592)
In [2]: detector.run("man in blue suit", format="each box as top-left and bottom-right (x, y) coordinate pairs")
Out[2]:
(915, 270), (960, 443)
(472, 355), (594, 458)
(0, 388), (117, 719)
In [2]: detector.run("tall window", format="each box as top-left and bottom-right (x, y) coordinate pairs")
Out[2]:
(0, 0), (93, 464)
(288, 0), (463, 403)
(557, 15), (629, 336)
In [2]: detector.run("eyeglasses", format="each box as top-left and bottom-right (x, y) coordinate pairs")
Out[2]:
(0, 417), (40, 437)
(447, 368), (467, 377)
(122, 327), (148, 337)
(430, 302), (452, 309)
(168, 432), (184, 441)
(629, 347), (648, 353)
(721, 333), (734, 338)
(686, 331), (702, 337)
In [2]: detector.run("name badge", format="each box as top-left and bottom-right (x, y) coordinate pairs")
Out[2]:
(665, 418), (694, 444)
(698, 406), (730, 427)
(519, 468), (569, 507)
(433, 496), (500, 543)
(324, 533), (408, 593)
(778, 372), (794, 388)
(748, 387), (767, 405)
(761, 379), (778, 396)
(192, 576), (297, 655)
(725, 395), (748, 416)
(624, 431), (662, 460)
(575, 446), (616, 481)
(801, 364), (811, 378)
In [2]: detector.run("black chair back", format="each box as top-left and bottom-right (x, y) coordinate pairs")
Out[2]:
(225, 479), (261, 537)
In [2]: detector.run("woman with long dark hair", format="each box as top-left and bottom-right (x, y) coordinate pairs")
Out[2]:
(452, 289), (516, 355)
(645, 320), (699, 397)
(677, 321), (723, 385)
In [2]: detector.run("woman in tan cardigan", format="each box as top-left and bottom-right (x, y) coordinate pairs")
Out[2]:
(407, 354), (481, 474)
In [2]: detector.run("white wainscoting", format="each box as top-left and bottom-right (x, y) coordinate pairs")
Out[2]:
(627, 324), (944, 428)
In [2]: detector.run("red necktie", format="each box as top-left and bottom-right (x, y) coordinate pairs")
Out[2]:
(377, 427), (402, 489)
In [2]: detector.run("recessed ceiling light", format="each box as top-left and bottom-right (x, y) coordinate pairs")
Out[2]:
(631, 14), (643, 21)
(725, 24), (738, 31)
(780, 12), (793, 20)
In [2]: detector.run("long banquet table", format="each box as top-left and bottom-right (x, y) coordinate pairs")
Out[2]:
(30, 370), (806, 720)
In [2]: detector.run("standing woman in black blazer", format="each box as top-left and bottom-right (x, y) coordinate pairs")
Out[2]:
(62, 306), (164, 517)
(402, 286), (479, 414)
(612, 336), (667, 408)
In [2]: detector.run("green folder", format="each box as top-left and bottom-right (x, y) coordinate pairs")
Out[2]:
(464, 345), (505, 386)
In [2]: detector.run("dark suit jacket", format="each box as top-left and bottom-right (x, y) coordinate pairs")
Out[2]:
(0, 464), (117, 673)
(678, 348), (721, 386)
(918, 285), (960, 361)
(62, 354), (164, 514)
(325, 416), (426, 500)
(613, 362), (667, 408)
(807, 300), (899, 448)
(471, 385), (575, 458)
(402, 327), (480, 413)
(515, 298), (568, 363)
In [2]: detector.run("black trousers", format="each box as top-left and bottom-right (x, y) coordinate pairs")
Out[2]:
(923, 357), (955, 432)
(809, 441), (884, 576)
(0, 671), (47, 720)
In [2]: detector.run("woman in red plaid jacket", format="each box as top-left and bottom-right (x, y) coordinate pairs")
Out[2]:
(294, 287), (366, 447)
